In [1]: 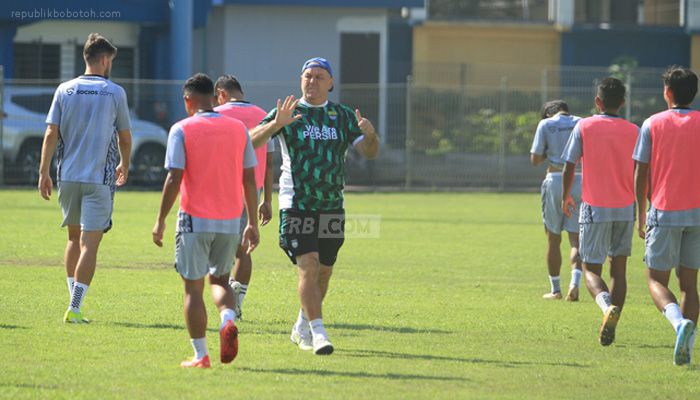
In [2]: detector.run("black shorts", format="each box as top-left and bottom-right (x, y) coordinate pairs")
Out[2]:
(279, 208), (345, 266)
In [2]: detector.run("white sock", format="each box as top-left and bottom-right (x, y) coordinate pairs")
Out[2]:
(69, 282), (89, 313)
(220, 308), (236, 330)
(237, 284), (248, 308)
(190, 337), (208, 360)
(663, 303), (684, 332)
(595, 291), (612, 313)
(294, 309), (310, 333)
(309, 318), (328, 339)
(549, 275), (561, 294)
(67, 277), (75, 298)
(570, 269), (582, 288)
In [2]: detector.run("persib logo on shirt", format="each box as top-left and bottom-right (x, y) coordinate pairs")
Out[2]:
(303, 125), (338, 140)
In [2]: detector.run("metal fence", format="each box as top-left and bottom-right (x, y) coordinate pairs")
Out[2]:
(0, 64), (675, 190)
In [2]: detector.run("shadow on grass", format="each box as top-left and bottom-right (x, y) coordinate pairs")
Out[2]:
(629, 343), (674, 350)
(236, 367), (467, 382)
(0, 324), (28, 330)
(110, 321), (217, 333)
(0, 383), (58, 390)
(328, 323), (452, 335)
(337, 349), (588, 369)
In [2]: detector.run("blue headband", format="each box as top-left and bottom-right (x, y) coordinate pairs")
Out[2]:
(301, 57), (333, 77)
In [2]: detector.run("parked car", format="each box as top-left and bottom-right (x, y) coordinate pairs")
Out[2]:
(1, 86), (168, 185)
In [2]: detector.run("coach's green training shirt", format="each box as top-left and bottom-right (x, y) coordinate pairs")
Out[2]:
(261, 98), (365, 211)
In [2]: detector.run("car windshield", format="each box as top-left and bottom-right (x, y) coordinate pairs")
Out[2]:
(11, 94), (54, 114)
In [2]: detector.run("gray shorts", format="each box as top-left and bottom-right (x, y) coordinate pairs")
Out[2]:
(175, 232), (239, 280)
(541, 173), (581, 235)
(239, 188), (262, 238)
(58, 181), (113, 232)
(579, 221), (634, 264)
(645, 225), (700, 271)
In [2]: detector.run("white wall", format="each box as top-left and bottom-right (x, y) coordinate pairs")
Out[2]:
(208, 5), (388, 111)
(15, 21), (139, 46)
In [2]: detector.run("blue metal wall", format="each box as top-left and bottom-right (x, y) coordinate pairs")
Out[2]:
(561, 27), (690, 68)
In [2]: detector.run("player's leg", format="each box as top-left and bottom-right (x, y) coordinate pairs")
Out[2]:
(564, 174), (583, 300)
(541, 176), (563, 299)
(230, 246), (252, 319)
(65, 184), (112, 323)
(678, 266), (699, 324)
(676, 227), (700, 364)
(208, 233), (239, 363)
(58, 182), (82, 305)
(278, 209), (314, 350)
(64, 225), (81, 298)
(182, 276), (210, 368)
(608, 256), (627, 309)
(608, 220), (634, 311)
(566, 230), (582, 301)
(177, 232), (212, 368)
(297, 251), (333, 354)
(230, 204), (252, 319)
(544, 230), (563, 299)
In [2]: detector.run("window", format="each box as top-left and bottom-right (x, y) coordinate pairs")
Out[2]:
(429, 0), (550, 22)
(575, 0), (680, 26)
(13, 43), (61, 79)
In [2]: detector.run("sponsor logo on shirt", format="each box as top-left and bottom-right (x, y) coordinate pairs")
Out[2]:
(303, 125), (338, 140)
(66, 87), (114, 96)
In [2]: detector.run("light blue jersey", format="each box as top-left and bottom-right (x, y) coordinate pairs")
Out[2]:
(531, 113), (581, 169)
(46, 75), (131, 186)
(633, 109), (700, 227)
(165, 111), (257, 234)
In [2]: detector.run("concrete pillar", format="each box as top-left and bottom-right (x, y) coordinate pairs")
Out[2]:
(551, 0), (575, 29)
(170, 0), (193, 80)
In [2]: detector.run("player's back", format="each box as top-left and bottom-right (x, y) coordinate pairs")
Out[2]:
(533, 114), (580, 169)
(647, 109), (700, 211)
(178, 112), (249, 219)
(48, 75), (129, 184)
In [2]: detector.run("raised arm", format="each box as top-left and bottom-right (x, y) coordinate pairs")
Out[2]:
(251, 95), (301, 148)
(353, 109), (379, 159)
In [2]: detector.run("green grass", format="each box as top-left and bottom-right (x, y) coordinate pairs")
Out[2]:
(0, 189), (698, 399)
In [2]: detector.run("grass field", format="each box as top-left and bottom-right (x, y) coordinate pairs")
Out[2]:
(1, 189), (699, 399)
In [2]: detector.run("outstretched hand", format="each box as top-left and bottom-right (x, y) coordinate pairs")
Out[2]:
(274, 95), (302, 128)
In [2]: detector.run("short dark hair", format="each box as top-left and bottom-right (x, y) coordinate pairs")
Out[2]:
(541, 100), (569, 119)
(215, 75), (244, 95)
(183, 73), (214, 96)
(597, 77), (626, 110)
(662, 66), (698, 106)
(83, 33), (117, 64)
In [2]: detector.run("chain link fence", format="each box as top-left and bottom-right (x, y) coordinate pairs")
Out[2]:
(0, 64), (674, 190)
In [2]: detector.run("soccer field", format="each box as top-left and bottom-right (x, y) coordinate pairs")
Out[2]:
(0, 189), (698, 399)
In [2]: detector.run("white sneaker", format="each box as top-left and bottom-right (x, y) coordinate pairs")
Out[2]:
(290, 327), (313, 351)
(231, 281), (243, 320)
(312, 335), (334, 355)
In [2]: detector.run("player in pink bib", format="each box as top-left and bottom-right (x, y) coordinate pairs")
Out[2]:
(562, 77), (639, 346)
(152, 74), (260, 368)
(633, 66), (699, 366)
(215, 75), (277, 320)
